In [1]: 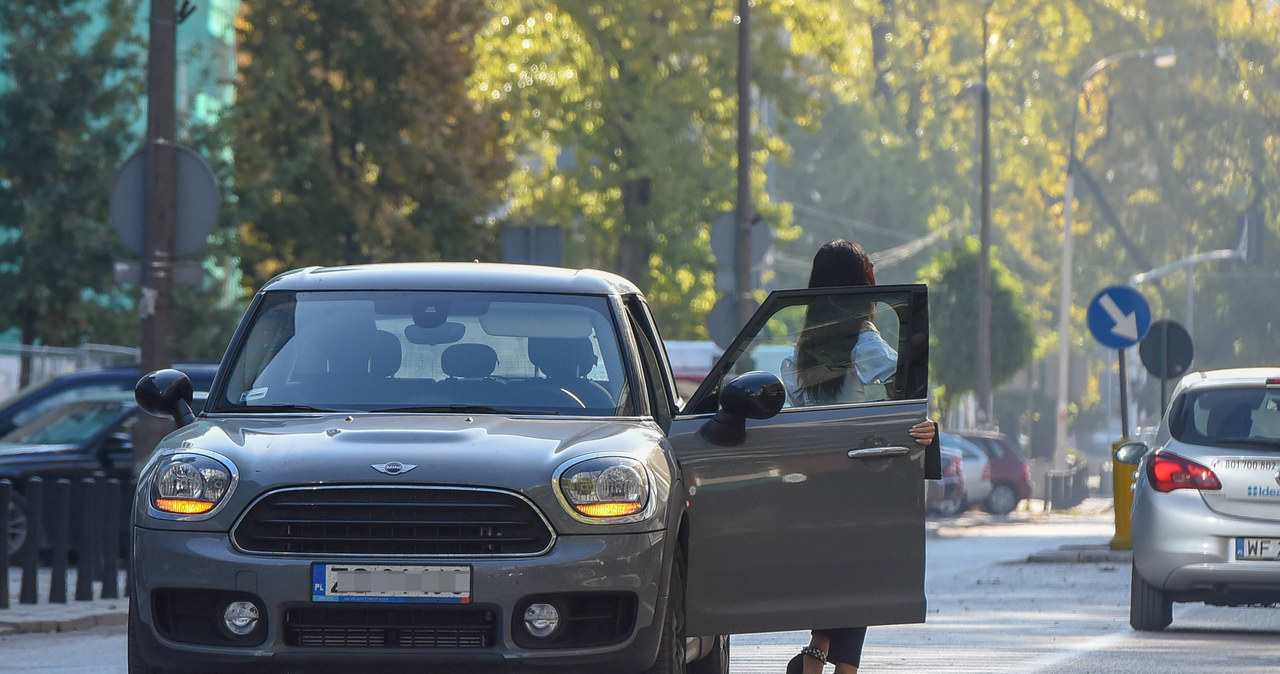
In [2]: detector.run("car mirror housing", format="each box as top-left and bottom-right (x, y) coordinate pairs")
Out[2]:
(136, 369), (196, 428)
(1113, 440), (1149, 466)
(699, 371), (785, 446)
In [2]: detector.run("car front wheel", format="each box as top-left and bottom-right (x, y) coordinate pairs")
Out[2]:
(1129, 564), (1173, 631)
(644, 547), (688, 674)
(7, 493), (30, 561)
(687, 635), (729, 674)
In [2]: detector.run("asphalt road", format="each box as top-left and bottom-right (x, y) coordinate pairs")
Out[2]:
(3, 511), (1279, 672)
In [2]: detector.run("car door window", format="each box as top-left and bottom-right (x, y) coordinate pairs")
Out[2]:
(683, 285), (927, 415)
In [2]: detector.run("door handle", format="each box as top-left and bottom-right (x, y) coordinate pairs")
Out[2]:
(848, 446), (911, 460)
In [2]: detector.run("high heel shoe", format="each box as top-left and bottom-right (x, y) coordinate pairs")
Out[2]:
(785, 646), (827, 673)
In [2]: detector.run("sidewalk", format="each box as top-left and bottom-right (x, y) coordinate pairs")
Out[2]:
(927, 496), (1134, 564)
(1, 567), (128, 635)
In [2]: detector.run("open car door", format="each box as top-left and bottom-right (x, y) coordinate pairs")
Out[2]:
(669, 284), (929, 636)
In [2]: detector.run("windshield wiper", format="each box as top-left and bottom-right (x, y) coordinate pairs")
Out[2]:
(371, 404), (560, 415)
(217, 404), (350, 414)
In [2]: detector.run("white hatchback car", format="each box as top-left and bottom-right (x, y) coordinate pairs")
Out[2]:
(1116, 367), (1280, 631)
(940, 432), (991, 511)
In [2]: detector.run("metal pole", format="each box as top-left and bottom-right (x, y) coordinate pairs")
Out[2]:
(977, 81), (993, 425)
(136, 0), (179, 475)
(734, 0), (753, 331)
(1054, 157), (1076, 470)
(1118, 349), (1130, 438)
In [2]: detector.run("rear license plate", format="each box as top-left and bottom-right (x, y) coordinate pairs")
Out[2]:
(1235, 538), (1280, 561)
(312, 564), (471, 603)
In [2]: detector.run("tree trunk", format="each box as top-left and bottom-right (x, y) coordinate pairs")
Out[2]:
(614, 177), (654, 286)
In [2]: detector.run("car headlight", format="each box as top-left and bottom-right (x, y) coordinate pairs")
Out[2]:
(151, 452), (235, 516)
(556, 457), (651, 522)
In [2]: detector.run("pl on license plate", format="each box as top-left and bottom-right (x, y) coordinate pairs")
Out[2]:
(312, 564), (471, 603)
(1235, 538), (1280, 561)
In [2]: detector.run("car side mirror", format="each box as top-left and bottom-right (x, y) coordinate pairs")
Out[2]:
(1114, 441), (1149, 466)
(699, 371), (785, 447)
(136, 369), (196, 428)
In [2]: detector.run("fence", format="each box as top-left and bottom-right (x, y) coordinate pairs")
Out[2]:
(0, 343), (141, 400)
(2, 475), (132, 609)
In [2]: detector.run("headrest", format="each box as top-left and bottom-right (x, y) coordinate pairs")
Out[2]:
(366, 330), (402, 377)
(528, 337), (597, 379)
(442, 343), (499, 379)
(303, 327), (401, 377)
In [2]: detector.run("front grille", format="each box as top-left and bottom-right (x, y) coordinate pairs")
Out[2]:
(233, 486), (553, 556)
(284, 606), (496, 648)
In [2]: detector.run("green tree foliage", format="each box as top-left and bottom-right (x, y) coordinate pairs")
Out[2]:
(472, 0), (853, 338)
(919, 238), (1034, 414)
(230, 0), (512, 291)
(0, 0), (142, 380)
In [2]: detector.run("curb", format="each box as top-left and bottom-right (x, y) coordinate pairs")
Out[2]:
(1024, 544), (1132, 565)
(0, 607), (128, 636)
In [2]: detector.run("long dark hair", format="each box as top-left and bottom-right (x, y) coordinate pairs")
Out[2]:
(795, 240), (877, 401)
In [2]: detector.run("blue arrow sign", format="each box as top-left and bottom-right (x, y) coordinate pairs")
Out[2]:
(1087, 286), (1152, 350)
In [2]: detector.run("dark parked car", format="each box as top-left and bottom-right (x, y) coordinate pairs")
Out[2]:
(0, 364), (217, 437)
(2, 392), (207, 559)
(129, 262), (936, 674)
(956, 430), (1034, 515)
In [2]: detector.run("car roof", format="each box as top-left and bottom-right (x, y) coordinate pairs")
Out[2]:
(1174, 367), (1280, 394)
(259, 263), (640, 296)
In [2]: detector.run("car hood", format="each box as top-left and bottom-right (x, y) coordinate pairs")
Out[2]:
(141, 413), (673, 534)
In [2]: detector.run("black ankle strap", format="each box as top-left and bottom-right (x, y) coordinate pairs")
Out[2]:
(800, 646), (828, 663)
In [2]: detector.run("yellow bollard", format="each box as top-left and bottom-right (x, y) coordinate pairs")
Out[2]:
(1110, 437), (1138, 550)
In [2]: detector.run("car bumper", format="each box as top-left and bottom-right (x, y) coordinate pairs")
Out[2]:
(1132, 488), (1280, 598)
(131, 526), (668, 673)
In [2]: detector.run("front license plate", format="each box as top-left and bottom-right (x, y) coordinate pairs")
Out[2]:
(1235, 538), (1280, 561)
(312, 564), (471, 603)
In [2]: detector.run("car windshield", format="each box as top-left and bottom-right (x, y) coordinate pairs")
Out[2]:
(0, 397), (132, 446)
(941, 432), (986, 461)
(1169, 386), (1280, 449)
(213, 290), (632, 416)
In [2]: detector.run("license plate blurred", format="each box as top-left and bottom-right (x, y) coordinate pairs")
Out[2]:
(1235, 538), (1280, 561)
(312, 564), (471, 603)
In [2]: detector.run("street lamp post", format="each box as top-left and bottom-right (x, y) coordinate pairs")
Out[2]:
(1053, 46), (1176, 469)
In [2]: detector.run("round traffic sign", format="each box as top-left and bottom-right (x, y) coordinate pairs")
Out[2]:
(110, 144), (220, 258)
(1086, 286), (1151, 350)
(1139, 320), (1194, 380)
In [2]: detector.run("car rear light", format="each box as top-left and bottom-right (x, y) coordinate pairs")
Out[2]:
(1022, 464), (1031, 481)
(982, 464), (990, 482)
(942, 457), (962, 480)
(1148, 452), (1222, 493)
(1267, 377), (1280, 388)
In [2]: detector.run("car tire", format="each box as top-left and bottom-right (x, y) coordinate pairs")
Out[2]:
(644, 547), (688, 674)
(985, 484), (1020, 515)
(934, 495), (961, 517)
(7, 492), (31, 562)
(687, 634), (729, 674)
(1129, 564), (1172, 631)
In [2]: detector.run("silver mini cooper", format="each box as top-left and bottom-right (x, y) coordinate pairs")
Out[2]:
(1117, 367), (1280, 631)
(129, 263), (934, 673)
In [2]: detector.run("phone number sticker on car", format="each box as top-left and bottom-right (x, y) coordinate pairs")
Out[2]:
(1235, 538), (1280, 561)
(312, 564), (471, 603)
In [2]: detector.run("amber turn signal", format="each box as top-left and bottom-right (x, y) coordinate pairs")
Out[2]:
(155, 498), (216, 514)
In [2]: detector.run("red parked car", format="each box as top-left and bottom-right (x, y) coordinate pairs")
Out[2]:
(955, 430), (1034, 514)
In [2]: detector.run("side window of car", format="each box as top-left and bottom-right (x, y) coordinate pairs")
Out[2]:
(624, 299), (674, 429)
(683, 286), (927, 416)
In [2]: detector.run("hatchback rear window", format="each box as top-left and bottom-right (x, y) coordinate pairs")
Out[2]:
(1168, 387), (1280, 449)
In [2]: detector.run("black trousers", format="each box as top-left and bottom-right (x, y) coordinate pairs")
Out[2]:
(812, 626), (867, 667)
